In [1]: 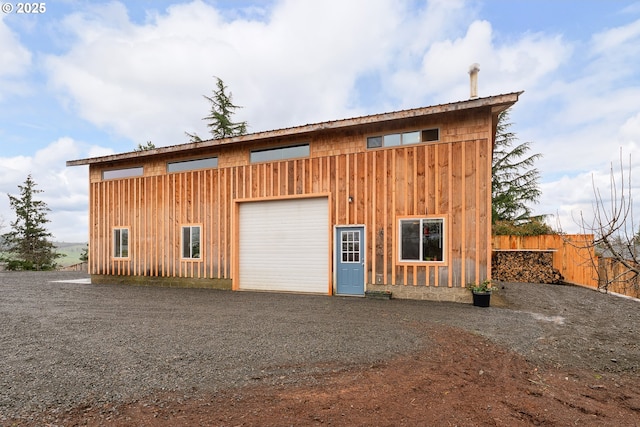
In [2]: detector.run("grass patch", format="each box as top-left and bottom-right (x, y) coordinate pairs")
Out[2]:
(54, 242), (87, 267)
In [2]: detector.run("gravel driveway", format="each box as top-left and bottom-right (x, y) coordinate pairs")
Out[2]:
(1, 271), (639, 421)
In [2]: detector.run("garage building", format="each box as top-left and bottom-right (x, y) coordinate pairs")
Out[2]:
(67, 91), (521, 302)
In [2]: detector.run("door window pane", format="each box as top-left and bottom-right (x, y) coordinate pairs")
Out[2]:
(340, 230), (360, 263)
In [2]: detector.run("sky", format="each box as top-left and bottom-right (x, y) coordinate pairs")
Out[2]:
(1, 0), (639, 242)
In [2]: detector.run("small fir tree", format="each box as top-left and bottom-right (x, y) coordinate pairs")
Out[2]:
(1, 175), (62, 270)
(135, 141), (156, 151)
(79, 244), (89, 262)
(185, 131), (202, 143)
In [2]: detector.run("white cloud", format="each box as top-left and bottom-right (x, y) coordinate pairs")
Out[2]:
(0, 15), (32, 100)
(591, 17), (640, 56)
(620, 112), (640, 142)
(511, 12), (640, 232)
(0, 138), (108, 242)
(43, 0), (577, 148)
(7, 0), (638, 241)
(390, 18), (572, 106)
(542, 153), (640, 235)
(44, 0), (414, 146)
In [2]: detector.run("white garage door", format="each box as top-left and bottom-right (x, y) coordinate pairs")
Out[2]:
(238, 197), (329, 293)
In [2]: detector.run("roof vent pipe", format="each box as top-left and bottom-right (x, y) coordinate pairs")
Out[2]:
(469, 63), (480, 99)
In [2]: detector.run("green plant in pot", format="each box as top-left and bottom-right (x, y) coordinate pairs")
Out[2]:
(469, 279), (494, 307)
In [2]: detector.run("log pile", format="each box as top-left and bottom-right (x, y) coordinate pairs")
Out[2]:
(492, 251), (564, 284)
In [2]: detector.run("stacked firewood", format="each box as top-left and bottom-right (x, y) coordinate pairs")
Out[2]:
(492, 251), (564, 284)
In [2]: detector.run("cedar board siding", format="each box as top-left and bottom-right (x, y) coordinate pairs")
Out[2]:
(87, 109), (494, 290)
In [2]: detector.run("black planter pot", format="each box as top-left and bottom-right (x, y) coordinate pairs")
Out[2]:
(472, 291), (491, 307)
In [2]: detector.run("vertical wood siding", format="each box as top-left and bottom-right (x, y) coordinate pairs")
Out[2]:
(88, 108), (497, 290)
(89, 137), (492, 289)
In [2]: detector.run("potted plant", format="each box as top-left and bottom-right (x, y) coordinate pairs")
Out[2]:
(469, 279), (493, 307)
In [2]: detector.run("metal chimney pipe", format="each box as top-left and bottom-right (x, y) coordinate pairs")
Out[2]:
(469, 63), (480, 99)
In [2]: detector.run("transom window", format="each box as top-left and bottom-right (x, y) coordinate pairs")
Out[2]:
(367, 128), (439, 149)
(399, 218), (445, 262)
(168, 157), (218, 173)
(341, 230), (361, 263)
(182, 225), (201, 259)
(250, 144), (310, 163)
(103, 167), (143, 180)
(113, 228), (129, 258)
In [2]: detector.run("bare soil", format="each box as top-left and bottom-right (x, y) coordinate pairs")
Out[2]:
(2, 271), (639, 426)
(58, 327), (640, 427)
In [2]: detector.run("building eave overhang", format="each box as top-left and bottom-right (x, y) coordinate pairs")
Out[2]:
(66, 91), (523, 167)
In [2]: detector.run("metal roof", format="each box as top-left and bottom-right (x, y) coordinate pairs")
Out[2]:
(66, 91), (522, 167)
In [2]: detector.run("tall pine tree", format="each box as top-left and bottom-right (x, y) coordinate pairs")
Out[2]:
(2, 175), (62, 270)
(492, 109), (543, 224)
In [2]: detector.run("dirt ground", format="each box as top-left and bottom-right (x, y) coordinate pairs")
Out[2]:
(32, 328), (640, 427)
(3, 273), (640, 426)
(33, 327), (640, 427)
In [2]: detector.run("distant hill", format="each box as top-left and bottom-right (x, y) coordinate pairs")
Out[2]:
(54, 242), (88, 267)
(0, 242), (87, 268)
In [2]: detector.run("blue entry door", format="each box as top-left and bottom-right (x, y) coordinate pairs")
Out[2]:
(336, 226), (365, 295)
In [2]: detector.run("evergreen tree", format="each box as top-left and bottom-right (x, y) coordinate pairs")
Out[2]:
(186, 77), (248, 141)
(1, 175), (62, 270)
(205, 77), (248, 138)
(79, 244), (89, 262)
(135, 141), (155, 151)
(185, 131), (202, 143)
(492, 109), (543, 224)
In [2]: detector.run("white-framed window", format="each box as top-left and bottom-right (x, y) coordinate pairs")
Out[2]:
(340, 230), (361, 263)
(367, 128), (439, 149)
(250, 144), (310, 163)
(398, 217), (445, 262)
(181, 225), (201, 259)
(113, 228), (129, 258)
(167, 157), (218, 173)
(103, 167), (143, 180)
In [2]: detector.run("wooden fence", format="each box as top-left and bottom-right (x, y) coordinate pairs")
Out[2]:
(492, 234), (598, 288)
(58, 262), (88, 272)
(492, 234), (640, 298)
(597, 257), (640, 298)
